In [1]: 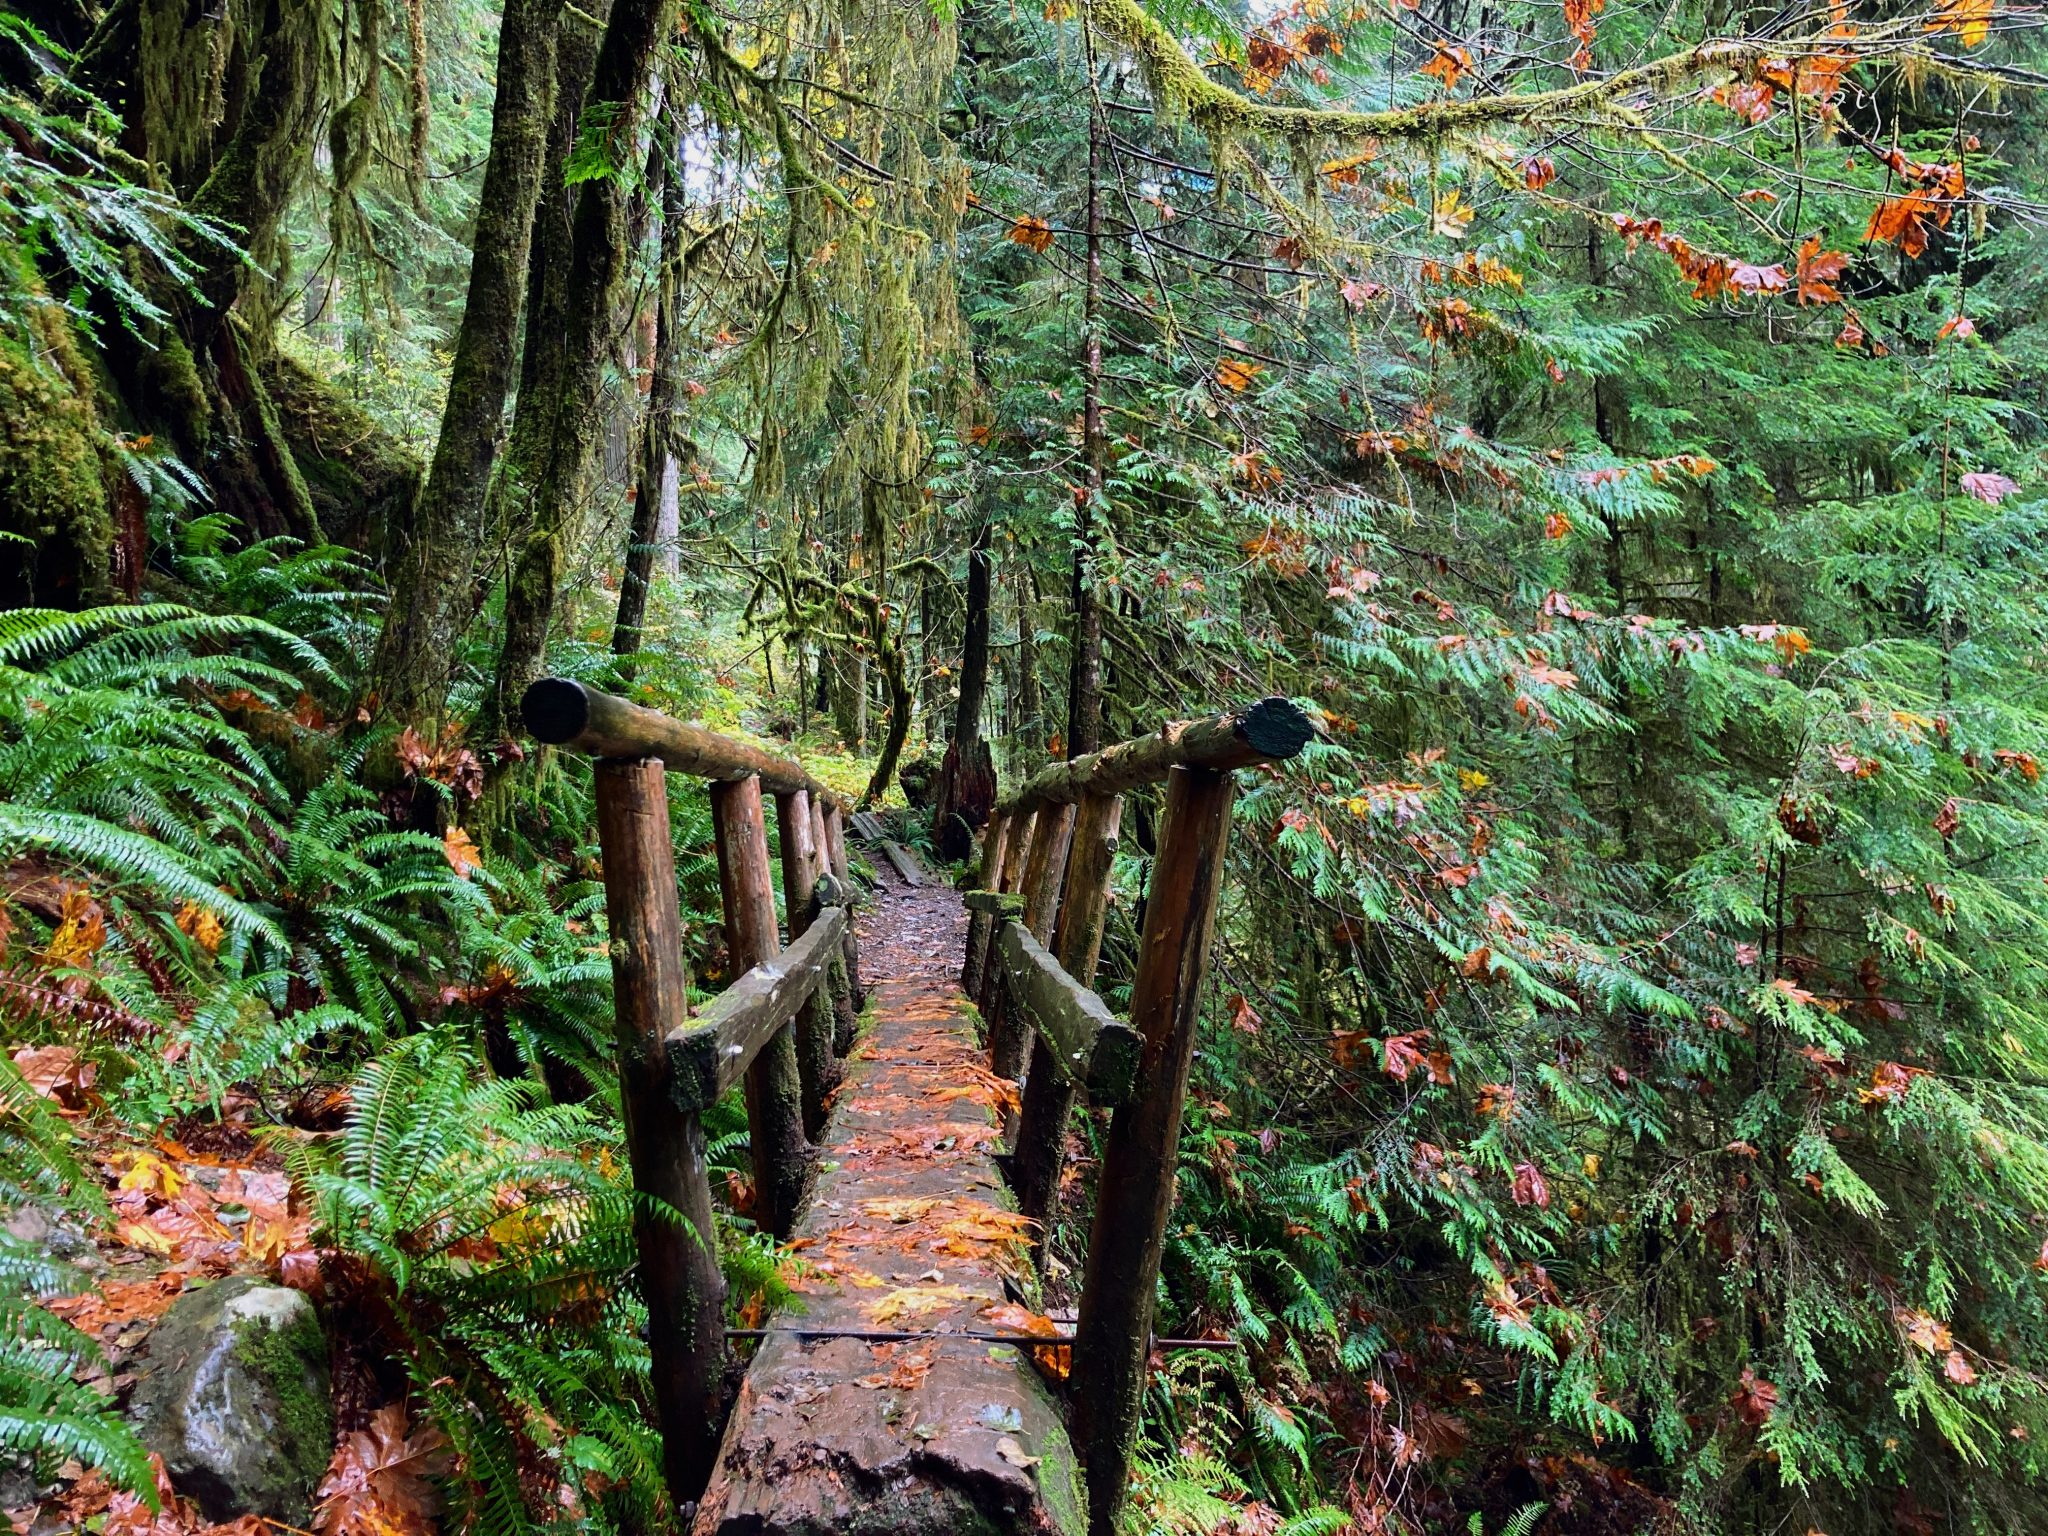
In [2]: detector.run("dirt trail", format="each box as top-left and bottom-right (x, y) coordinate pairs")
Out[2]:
(691, 875), (1084, 1536)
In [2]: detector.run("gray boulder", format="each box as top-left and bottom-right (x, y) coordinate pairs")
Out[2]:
(130, 1275), (333, 1524)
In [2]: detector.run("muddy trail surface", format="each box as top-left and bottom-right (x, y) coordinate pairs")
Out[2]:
(691, 873), (1085, 1536)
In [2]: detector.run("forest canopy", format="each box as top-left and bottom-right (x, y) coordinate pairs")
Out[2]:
(2, 0), (2048, 1524)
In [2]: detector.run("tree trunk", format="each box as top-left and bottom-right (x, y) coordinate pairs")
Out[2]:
(362, 0), (566, 737)
(490, 0), (609, 548)
(830, 644), (869, 750)
(932, 519), (996, 861)
(613, 87), (688, 676)
(1065, 91), (1106, 760)
(859, 625), (916, 808)
(1014, 567), (1041, 778)
(86, 0), (330, 553)
(480, 0), (678, 765)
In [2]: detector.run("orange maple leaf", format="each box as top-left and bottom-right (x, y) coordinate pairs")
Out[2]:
(1216, 356), (1265, 392)
(1926, 0), (1993, 47)
(1006, 215), (1056, 253)
(442, 826), (482, 878)
(1795, 237), (1850, 305)
(1419, 45), (1471, 89)
(314, 1402), (448, 1536)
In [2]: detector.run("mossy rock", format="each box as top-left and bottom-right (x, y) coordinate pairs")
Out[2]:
(130, 1275), (334, 1524)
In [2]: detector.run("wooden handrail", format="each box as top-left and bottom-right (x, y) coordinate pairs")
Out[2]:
(665, 905), (849, 1111)
(523, 677), (845, 807)
(991, 920), (1138, 1104)
(962, 890), (1025, 918)
(566, 687), (857, 1509)
(961, 701), (1316, 1534)
(996, 696), (1313, 815)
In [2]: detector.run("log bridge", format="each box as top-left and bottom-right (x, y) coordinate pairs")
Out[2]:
(524, 678), (1313, 1536)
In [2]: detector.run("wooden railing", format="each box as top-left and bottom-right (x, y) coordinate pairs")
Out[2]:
(521, 677), (859, 1508)
(964, 697), (1314, 1535)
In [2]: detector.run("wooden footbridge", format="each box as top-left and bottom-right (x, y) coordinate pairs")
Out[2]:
(522, 679), (1313, 1536)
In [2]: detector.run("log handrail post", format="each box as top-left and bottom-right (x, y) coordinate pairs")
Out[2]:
(961, 809), (1012, 995)
(590, 758), (726, 1505)
(1069, 766), (1236, 1535)
(988, 802), (1075, 1081)
(773, 788), (839, 1138)
(1011, 792), (1122, 1245)
(821, 803), (862, 1014)
(975, 807), (1037, 1014)
(812, 795), (858, 1056)
(711, 774), (810, 1237)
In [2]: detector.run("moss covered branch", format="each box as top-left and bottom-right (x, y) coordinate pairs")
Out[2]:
(1082, 0), (2009, 151)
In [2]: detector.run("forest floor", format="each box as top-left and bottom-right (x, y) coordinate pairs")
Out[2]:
(7, 1069), (323, 1533)
(690, 876), (1087, 1535)
(6, 873), (1088, 1535)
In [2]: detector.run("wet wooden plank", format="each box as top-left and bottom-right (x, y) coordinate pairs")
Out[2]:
(691, 883), (1085, 1536)
(992, 921), (1137, 1106)
(666, 906), (847, 1114)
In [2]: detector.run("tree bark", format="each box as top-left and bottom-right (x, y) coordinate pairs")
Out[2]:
(612, 92), (688, 675)
(477, 0), (662, 754)
(488, 0), (608, 554)
(363, 0), (565, 735)
(1065, 90), (1107, 760)
(933, 518), (996, 861)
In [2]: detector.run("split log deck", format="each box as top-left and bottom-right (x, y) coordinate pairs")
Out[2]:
(691, 880), (1083, 1535)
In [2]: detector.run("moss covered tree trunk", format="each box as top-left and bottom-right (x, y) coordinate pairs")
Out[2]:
(477, 0), (673, 767)
(362, 0), (567, 738)
(612, 86), (688, 676)
(27, 0), (421, 588)
(932, 517), (996, 860)
(482, 1), (609, 562)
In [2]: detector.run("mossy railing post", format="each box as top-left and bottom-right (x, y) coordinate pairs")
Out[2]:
(773, 787), (838, 1138)
(1011, 791), (1122, 1247)
(962, 809), (1012, 996)
(821, 803), (863, 1013)
(808, 794), (858, 1055)
(1069, 766), (1236, 1534)
(975, 806), (1036, 1014)
(711, 774), (811, 1237)
(989, 803), (1075, 1081)
(589, 757), (726, 1507)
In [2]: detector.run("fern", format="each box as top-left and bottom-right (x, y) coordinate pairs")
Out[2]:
(0, 1057), (151, 1500)
(291, 1030), (670, 1529)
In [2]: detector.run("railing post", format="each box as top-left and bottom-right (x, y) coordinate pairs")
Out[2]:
(806, 797), (857, 1051)
(1070, 766), (1235, 1536)
(989, 803), (1076, 1081)
(821, 804), (863, 1013)
(974, 807), (1037, 1015)
(590, 758), (726, 1505)
(961, 810), (1011, 995)
(711, 774), (810, 1237)
(774, 788), (839, 1138)
(1011, 792), (1122, 1247)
